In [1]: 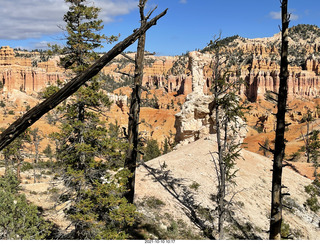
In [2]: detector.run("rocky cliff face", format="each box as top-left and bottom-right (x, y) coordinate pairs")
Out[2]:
(0, 46), (64, 94)
(174, 51), (247, 145)
(241, 57), (320, 101)
(101, 31), (320, 103)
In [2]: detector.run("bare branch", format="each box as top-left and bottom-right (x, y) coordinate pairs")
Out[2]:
(258, 142), (275, 154)
(139, 0), (147, 21)
(146, 6), (158, 20)
(210, 151), (221, 188)
(85, 106), (109, 118)
(121, 53), (135, 63)
(269, 91), (279, 96)
(283, 204), (293, 210)
(115, 70), (134, 78)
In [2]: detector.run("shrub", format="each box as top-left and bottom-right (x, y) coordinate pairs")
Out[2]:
(189, 181), (200, 191)
(289, 152), (301, 162)
(0, 171), (52, 239)
(0, 100), (5, 107)
(304, 181), (320, 213)
(143, 196), (165, 209)
(281, 221), (291, 239)
(21, 162), (33, 172)
(143, 139), (161, 162)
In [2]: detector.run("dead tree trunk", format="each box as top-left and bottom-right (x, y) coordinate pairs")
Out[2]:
(212, 45), (226, 240)
(124, 0), (150, 204)
(0, 8), (167, 152)
(269, 0), (289, 240)
(215, 97), (226, 240)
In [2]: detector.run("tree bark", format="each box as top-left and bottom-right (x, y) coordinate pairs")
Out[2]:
(211, 42), (226, 240)
(124, 0), (148, 204)
(0, 8), (168, 152)
(216, 100), (226, 240)
(269, 0), (289, 240)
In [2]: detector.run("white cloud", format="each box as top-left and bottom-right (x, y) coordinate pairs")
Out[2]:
(179, 0), (187, 3)
(32, 41), (51, 50)
(290, 13), (299, 21)
(0, 0), (138, 40)
(95, 0), (138, 22)
(269, 11), (281, 20)
(269, 11), (299, 21)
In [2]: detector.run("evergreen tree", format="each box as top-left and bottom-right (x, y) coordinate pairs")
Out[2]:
(0, 171), (52, 240)
(308, 130), (320, 182)
(209, 36), (247, 240)
(50, 0), (136, 239)
(30, 128), (43, 183)
(60, 0), (118, 72)
(1, 129), (31, 180)
(163, 138), (171, 155)
(143, 139), (161, 162)
(301, 110), (314, 163)
(304, 129), (320, 217)
(43, 144), (54, 172)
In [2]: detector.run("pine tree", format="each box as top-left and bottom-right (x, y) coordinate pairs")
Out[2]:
(209, 36), (247, 240)
(0, 171), (52, 240)
(50, 0), (136, 239)
(304, 130), (320, 216)
(0, 3), (167, 152)
(1, 129), (31, 180)
(143, 139), (161, 162)
(43, 144), (54, 172)
(302, 110), (314, 163)
(60, 0), (118, 72)
(308, 130), (320, 182)
(30, 128), (43, 183)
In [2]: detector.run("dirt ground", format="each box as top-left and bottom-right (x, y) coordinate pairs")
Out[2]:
(135, 136), (320, 239)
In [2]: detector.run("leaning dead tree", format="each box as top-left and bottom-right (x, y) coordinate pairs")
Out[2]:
(124, 0), (152, 203)
(269, 0), (290, 240)
(0, 8), (168, 151)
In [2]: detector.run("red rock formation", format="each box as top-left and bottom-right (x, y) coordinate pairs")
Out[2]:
(0, 46), (64, 94)
(242, 63), (320, 101)
(2, 38), (320, 103)
(306, 58), (320, 75)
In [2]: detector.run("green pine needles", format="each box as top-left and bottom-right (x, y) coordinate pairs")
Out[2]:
(0, 171), (52, 240)
(46, 0), (137, 239)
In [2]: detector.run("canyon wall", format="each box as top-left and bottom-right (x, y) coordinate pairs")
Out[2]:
(133, 52), (320, 102)
(2, 38), (320, 102)
(0, 46), (64, 95)
(243, 58), (320, 101)
(102, 48), (320, 103)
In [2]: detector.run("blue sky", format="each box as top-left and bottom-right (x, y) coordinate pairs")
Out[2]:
(0, 0), (319, 56)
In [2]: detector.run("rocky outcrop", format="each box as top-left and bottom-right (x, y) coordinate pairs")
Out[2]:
(0, 46), (64, 94)
(306, 57), (320, 74)
(174, 51), (247, 145)
(243, 60), (320, 101)
(174, 52), (212, 143)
